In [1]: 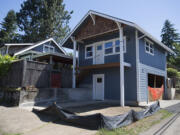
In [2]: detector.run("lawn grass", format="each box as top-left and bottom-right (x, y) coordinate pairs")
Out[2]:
(97, 109), (172, 135)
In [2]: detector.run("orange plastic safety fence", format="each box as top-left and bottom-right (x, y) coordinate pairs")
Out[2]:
(148, 85), (164, 101)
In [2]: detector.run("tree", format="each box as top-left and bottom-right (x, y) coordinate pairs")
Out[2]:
(0, 10), (18, 45)
(161, 20), (179, 50)
(17, 0), (73, 43)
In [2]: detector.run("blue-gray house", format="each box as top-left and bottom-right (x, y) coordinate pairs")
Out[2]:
(0, 38), (72, 65)
(61, 10), (174, 106)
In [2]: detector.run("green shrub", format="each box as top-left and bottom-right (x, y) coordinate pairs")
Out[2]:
(0, 55), (16, 77)
(167, 68), (179, 78)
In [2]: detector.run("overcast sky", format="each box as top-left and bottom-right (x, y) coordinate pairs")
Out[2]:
(0, 0), (180, 41)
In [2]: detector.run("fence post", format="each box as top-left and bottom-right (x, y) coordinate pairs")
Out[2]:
(21, 60), (27, 87)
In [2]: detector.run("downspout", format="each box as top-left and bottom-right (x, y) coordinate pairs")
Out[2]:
(116, 22), (125, 107)
(71, 36), (77, 88)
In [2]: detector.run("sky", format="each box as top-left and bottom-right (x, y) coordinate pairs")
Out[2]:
(0, 0), (180, 41)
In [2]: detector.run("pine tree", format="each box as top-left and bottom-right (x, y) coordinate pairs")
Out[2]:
(17, 0), (73, 43)
(161, 20), (179, 50)
(0, 10), (18, 45)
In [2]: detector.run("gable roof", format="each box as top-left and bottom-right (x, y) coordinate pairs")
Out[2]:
(5, 43), (34, 46)
(61, 10), (174, 54)
(14, 38), (67, 56)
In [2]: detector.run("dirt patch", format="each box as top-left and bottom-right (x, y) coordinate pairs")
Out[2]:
(67, 103), (142, 116)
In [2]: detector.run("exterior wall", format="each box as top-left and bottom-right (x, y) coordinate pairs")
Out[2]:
(138, 38), (167, 102)
(78, 29), (138, 102)
(0, 88), (92, 107)
(139, 38), (166, 70)
(8, 46), (29, 56)
(79, 32), (119, 66)
(32, 41), (63, 54)
(138, 63), (166, 102)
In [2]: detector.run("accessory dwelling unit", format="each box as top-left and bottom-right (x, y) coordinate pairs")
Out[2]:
(61, 10), (174, 106)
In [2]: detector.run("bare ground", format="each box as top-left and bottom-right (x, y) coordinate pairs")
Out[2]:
(0, 103), (142, 135)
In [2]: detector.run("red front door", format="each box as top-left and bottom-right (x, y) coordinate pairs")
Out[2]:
(51, 72), (61, 88)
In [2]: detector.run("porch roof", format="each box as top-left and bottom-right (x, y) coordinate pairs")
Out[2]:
(61, 10), (174, 54)
(32, 53), (73, 64)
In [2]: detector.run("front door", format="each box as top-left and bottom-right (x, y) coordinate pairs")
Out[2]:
(93, 74), (104, 100)
(94, 44), (104, 64)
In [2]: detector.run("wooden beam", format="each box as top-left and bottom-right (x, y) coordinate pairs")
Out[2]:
(78, 62), (130, 70)
(76, 28), (119, 41)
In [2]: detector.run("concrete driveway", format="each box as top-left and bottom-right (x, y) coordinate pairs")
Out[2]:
(0, 106), (96, 135)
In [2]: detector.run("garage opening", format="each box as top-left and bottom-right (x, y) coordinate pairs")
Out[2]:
(148, 74), (164, 101)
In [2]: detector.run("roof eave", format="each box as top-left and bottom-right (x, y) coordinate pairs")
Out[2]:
(61, 10), (174, 54)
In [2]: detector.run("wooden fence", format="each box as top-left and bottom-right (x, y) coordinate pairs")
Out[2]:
(0, 60), (72, 88)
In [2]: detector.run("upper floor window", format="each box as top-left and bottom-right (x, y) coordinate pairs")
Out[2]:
(43, 45), (54, 53)
(115, 36), (126, 53)
(145, 39), (154, 55)
(105, 41), (113, 54)
(85, 46), (93, 58)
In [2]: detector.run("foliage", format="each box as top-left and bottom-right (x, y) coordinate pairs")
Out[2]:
(0, 10), (19, 45)
(0, 55), (16, 77)
(16, 0), (73, 43)
(167, 68), (180, 78)
(167, 43), (180, 70)
(161, 20), (179, 50)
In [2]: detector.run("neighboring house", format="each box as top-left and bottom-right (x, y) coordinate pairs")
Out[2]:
(0, 38), (73, 88)
(61, 10), (174, 106)
(175, 38), (180, 44)
(0, 38), (72, 65)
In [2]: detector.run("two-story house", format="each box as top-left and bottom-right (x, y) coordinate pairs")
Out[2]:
(0, 38), (73, 65)
(0, 38), (73, 88)
(61, 10), (174, 106)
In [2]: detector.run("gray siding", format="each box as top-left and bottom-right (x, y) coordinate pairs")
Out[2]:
(138, 63), (166, 102)
(138, 38), (167, 102)
(32, 41), (63, 54)
(139, 39), (166, 70)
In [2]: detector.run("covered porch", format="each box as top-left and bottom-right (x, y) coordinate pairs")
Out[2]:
(61, 11), (136, 106)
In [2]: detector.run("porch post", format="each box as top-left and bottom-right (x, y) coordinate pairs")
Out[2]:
(6, 46), (9, 54)
(50, 56), (53, 64)
(116, 22), (125, 107)
(71, 37), (77, 88)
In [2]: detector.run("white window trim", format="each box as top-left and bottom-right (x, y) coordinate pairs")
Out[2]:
(85, 44), (93, 59)
(84, 37), (127, 59)
(104, 39), (114, 56)
(145, 38), (154, 55)
(43, 45), (55, 53)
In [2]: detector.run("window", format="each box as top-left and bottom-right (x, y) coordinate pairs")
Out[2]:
(115, 36), (127, 53)
(43, 45), (54, 53)
(145, 39), (154, 55)
(97, 45), (102, 50)
(104, 41), (113, 54)
(85, 46), (93, 58)
(97, 78), (102, 83)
